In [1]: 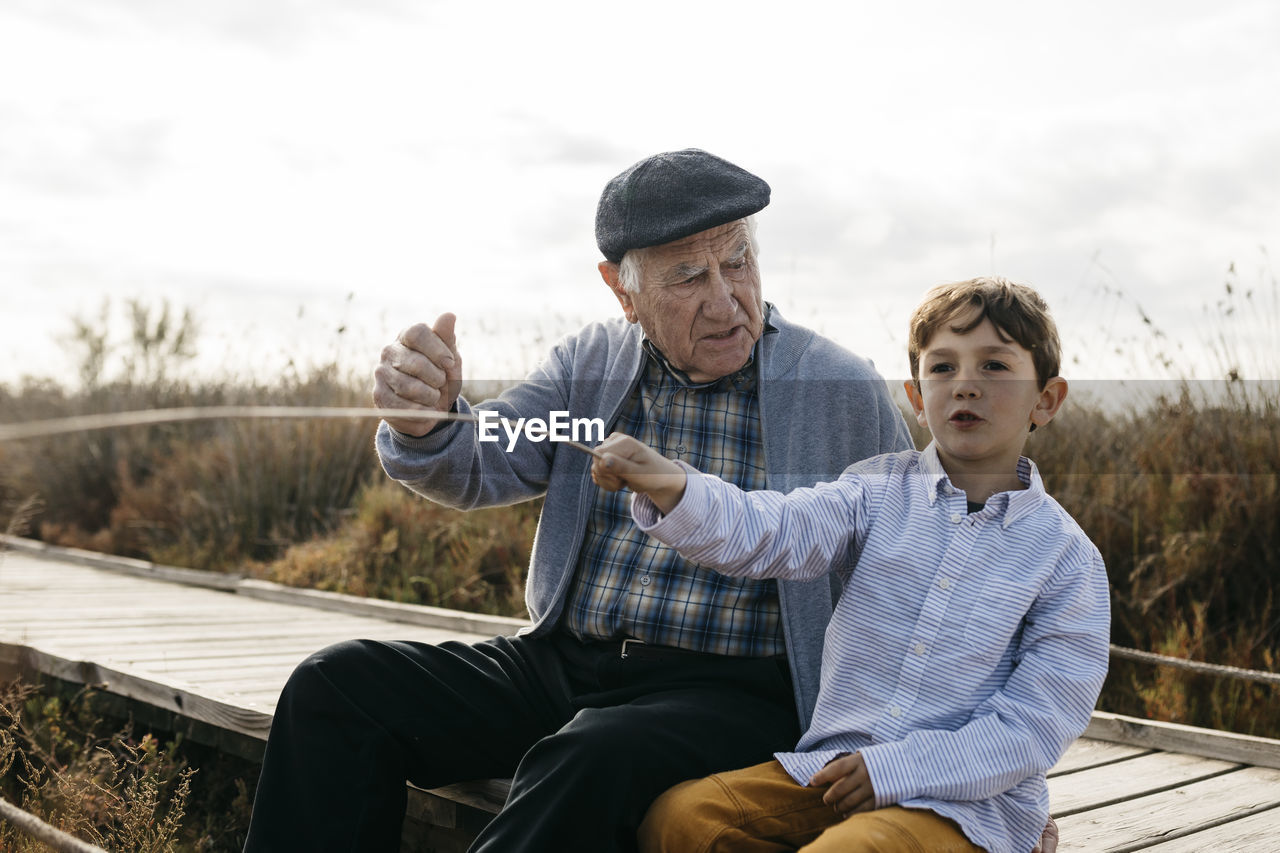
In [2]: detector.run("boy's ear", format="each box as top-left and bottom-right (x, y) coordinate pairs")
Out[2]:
(1031, 376), (1069, 430)
(903, 380), (929, 429)
(599, 261), (638, 323)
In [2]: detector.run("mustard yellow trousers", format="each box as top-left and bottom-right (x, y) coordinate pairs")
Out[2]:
(639, 759), (984, 853)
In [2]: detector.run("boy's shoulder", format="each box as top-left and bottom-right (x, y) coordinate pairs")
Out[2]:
(842, 447), (923, 478)
(1030, 487), (1107, 572)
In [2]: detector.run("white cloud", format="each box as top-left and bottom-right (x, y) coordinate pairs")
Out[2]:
(0, 0), (1276, 387)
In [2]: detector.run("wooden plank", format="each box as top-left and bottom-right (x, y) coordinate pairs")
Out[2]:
(2, 537), (528, 635)
(1050, 738), (1153, 776)
(0, 537), (242, 590)
(1086, 711), (1280, 771)
(17, 622), (433, 648)
(1049, 751), (1239, 816)
(235, 580), (527, 636)
(1136, 804), (1280, 851)
(0, 642), (277, 738)
(1056, 766), (1280, 851)
(417, 780), (510, 816)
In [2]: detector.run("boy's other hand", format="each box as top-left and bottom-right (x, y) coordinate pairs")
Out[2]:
(590, 433), (688, 514)
(1033, 817), (1059, 853)
(809, 752), (876, 818)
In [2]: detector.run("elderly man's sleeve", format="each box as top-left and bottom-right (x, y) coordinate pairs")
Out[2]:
(877, 378), (915, 453)
(376, 345), (575, 510)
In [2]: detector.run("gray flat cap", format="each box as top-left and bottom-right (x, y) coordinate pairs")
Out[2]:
(595, 148), (770, 263)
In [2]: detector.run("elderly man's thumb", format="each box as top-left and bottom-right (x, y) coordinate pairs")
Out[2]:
(432, 312), (458, 350)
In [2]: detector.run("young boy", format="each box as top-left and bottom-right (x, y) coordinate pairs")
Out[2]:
(590, 277), (1110, 853)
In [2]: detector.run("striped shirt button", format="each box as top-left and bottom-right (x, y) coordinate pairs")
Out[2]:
(912, 642), (927, 656)
(889, 705), (903, 718)
(950, 513), (963, 524)
(938, 577), (953, 590)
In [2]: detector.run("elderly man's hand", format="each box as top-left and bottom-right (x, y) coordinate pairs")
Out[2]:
(372, 313), (464, 437)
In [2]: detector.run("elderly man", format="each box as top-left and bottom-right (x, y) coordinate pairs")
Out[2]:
(243, 149), (912, 852)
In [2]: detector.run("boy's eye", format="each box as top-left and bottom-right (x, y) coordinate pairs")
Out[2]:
(928, 363), (953, 374)
(983, 361), (1010, 371)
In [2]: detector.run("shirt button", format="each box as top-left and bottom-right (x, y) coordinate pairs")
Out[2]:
(913, 642), (927, 656)
(676, 444), (687, 454)
(639, 575), (652, 586)
(889, 705), (903, 718)
(938, 577), (953, 590)
(950, 514), (962, 524)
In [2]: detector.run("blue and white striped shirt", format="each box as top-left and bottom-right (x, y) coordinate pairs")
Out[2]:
(634, 445), (1110, 853)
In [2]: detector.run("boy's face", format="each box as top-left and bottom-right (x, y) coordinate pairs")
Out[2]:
(905, 314), (1067, 478)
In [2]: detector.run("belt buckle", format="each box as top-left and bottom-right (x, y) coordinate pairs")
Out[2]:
(620, 638), (645, 659)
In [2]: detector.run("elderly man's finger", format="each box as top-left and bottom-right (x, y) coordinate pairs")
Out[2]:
(386, 339), (451, 386)
(372, 363), (446, 409)
(397, 321), (457, 371)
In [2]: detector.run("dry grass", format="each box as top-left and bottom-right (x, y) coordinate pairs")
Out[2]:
(0, 288), (1278, 848)
(0, 681), (216, 852)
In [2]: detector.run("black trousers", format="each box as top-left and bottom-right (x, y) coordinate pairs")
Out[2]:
(242, 630), (800, 853)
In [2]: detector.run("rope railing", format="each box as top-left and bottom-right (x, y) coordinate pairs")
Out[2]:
(0, 405), (474, 442)
(1108, 644), (1280, 687)
(1, 406), (1277, 689)
(0, 406), (603, 458)
(0, 796), (107, 853)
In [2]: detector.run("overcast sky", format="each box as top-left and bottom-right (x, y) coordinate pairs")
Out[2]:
(2, 0), (1277, 391)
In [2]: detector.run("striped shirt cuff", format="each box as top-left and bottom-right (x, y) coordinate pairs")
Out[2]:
(858, 740), (919, 807)
(630, 461), (710, 540)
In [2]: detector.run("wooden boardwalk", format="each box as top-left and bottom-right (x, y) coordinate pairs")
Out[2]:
(3, 535), (1279, 851)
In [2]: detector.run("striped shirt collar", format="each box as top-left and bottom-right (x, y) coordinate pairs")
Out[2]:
(918, 441), (1046, 528)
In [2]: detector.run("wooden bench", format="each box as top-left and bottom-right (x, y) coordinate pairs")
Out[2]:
(404, 780), (508, 853)
(5, 538), (1280, 851)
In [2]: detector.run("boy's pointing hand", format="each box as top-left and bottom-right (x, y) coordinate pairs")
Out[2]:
(590, 433), (688, 514)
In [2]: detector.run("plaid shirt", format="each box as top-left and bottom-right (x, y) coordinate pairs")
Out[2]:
(563, 329), (784, 657)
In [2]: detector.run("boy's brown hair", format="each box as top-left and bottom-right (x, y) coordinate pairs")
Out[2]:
(908, 276), (1062, 388)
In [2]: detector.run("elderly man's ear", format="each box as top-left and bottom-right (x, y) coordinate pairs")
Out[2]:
(599, 261), (639, 323)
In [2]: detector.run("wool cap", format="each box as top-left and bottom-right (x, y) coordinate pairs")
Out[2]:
(595, 149), (770, 263)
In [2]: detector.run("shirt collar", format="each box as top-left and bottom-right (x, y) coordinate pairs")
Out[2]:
(919, 441), (1046, 528)
(642, 304), (777, 391)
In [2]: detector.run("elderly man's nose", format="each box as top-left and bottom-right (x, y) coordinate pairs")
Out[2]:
(702, 269), (739, 317)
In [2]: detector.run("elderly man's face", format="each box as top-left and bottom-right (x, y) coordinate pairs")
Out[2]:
(600, 221), (765, 383)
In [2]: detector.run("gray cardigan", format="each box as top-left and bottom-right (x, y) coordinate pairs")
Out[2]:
(376, 306), (912, 727)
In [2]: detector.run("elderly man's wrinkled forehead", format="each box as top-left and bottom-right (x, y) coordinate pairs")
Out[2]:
(649, 221), (754, 270)
(619, 218), (758, 293)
